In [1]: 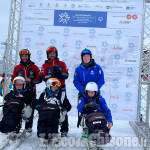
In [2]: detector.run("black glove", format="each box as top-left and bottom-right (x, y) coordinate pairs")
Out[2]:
(53, 65), (62, 76)
(0, 92), (2, 96)
(82, 102), (97, 112)
(60, 108), (67, 116)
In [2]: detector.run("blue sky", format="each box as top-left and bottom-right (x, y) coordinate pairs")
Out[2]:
(0, 1), (10, 43)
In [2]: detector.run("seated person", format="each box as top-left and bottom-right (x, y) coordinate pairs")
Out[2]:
(0, 76), (33, 134)
(77, 82), (113, 145)
(35, 78), (71, 140)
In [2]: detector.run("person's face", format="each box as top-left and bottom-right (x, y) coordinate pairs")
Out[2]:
(87, 91), (95, 98)
(21, 54), (29, 63)
(51, 86), (58, 92)
(83, 54), (91, 64)
(48, 51), (56, 60)
(15, 84), (23, 91)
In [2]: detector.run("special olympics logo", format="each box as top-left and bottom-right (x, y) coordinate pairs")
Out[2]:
(89, 29), (96, 39)
(115, 30), (122, 39)
(49, 39), (56, 46)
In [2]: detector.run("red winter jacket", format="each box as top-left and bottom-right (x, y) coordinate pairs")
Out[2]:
(12, 61), (41, 89)
(41, 58), (68, 87)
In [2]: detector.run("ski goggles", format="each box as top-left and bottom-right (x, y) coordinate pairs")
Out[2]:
(13, 79), (24, 85)
(19, 49), (30, 55)
(81, 49), (91, 55)
(46, 47), (56, 53)
(51, 81), (61, 87)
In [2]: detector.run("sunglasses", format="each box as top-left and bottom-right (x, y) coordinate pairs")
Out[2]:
(19, 49), (29, 55)
(46, 47), (56, 53)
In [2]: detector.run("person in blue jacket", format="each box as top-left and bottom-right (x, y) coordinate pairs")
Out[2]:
(77, 82), (112, 137)
(73, 48), (105, 94)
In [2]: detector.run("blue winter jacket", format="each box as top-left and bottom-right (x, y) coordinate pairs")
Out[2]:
(77, 94), (112, 122)
(73, 59), (105, 93)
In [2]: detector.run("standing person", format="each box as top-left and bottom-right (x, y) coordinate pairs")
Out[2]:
(0, 73), (12, 96)
(73, 48), (105, 95)
(41, 46), (71, 137)
(12, 49), (42, 133)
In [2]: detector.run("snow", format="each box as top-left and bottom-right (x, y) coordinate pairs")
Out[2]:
(0, 115), (142, 150)
(0, 96), (144, 149)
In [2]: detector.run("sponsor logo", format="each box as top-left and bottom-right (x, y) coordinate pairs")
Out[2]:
(37, 50), (43, 61)
(112, 78), (119, 88)
(125, 92), (132, 101)
(59, 12), (70, 24)
(126, 6), (135, 10)
(87, 45), (96, 48)
(63, 28), (70, 37)
(125, 60), (136, 63)
(71, 4), (75, 8)
(49, 39), (56, 46)
(110, 95), (119, 99)
(122, 109), (133, 112)
(73, 56), (81, 60)
(126, 67), (133, 77)
(132, 14), (137, 20)
(28, 4), (36, 8)
(100, 90), (105, 96)
(93, 121), (101, 124)
(100, 57), (106, 62)
(128, 42), (135, 52)
(111, 103), (118, 113)
(126, 14), (132, 19)
(106, 5), (122, 9)
(113, 45), (123, 50)
(89, 29), (96, 39)
(101, 41), (108, 50)
(126, 82), (132, 88)
(47, 3), (51, 8)
(114, 54), (120, 60)
(35, 42), (44, 46)
(90, 70), (95, 75)
(62, 43), (68, 47)
(119, 20), (131, 24)
(62, 52), (69, 61)
(38, 26), (44, 36)
(25, 17), (50, 21)
(75, 40), (82, 49)
(115, 30), (122, 39)
(25, 37), (31, 47)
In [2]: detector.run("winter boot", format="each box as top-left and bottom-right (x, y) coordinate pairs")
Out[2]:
(61, 131), (68, 137)
(82, 128), (88, 138)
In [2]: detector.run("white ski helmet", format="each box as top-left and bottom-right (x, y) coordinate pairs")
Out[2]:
(85, 82), (98, 92)
(13, 76), (26, 89)
(47, 78), (61, 90)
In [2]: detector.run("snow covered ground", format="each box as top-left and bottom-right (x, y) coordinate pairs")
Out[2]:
(0, 96), (144, 149)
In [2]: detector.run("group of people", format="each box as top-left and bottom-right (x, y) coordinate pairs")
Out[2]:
(0, 46), (113, 144)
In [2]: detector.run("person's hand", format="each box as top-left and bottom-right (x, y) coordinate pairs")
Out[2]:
(82, 102), (97, 112)
(61, 108), (67, 116)
(26, 77), (31, 82)
(86, 102), (97, 110)
(108, 122), (113, 129)
(53, 65), (62, 76)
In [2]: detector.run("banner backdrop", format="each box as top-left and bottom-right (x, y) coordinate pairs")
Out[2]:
(18, 0), (144, 120)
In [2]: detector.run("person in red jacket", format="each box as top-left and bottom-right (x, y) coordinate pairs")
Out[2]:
(41, 46), (70, 137)
(12, 49), (42, 133)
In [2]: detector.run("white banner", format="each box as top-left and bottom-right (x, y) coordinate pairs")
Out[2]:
(18, 0), (144, 121)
